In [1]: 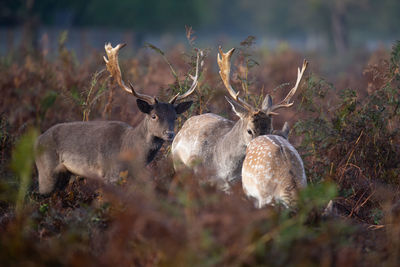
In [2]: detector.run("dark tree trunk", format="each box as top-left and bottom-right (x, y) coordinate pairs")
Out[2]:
(330, 3), (349, 54)
(20, 0), (39, 55)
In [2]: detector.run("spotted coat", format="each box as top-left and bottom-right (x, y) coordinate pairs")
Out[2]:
(242, 135), (307, 208)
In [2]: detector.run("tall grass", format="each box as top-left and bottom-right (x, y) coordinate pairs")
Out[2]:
(0, 34), (399, 266)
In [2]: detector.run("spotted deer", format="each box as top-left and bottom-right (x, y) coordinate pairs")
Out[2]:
(35, 43), (203, 195)
(172, 47), (307, 190)
(242, 123), (307, 208)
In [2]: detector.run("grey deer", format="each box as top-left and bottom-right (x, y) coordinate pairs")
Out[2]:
(242, 123), (307, 208)
(172, 47), (307, 190)
(35, 43), (203, 195)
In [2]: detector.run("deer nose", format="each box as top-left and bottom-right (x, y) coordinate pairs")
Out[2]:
(164, 130), (175, 141)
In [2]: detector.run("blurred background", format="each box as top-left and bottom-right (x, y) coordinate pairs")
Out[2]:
(1, 0), (399, 56)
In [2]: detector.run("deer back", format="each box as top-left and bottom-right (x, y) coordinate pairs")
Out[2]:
(172, 113), (234, 166)
(242, 135), (307, 208)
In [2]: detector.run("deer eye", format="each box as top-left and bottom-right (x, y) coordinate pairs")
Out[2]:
(247, 129), (253, 136)
(151, 114), (157, 120)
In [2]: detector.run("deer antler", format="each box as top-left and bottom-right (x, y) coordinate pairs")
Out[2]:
(104, 43), (156, 104)
(270, 60), (308, 112)
(169, 49), (204, 104)
(217, 46), (254, 111)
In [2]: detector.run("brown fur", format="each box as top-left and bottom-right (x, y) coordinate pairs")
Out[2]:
(35, 100), (192, 195)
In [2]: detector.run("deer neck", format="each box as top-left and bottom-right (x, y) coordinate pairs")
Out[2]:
(215, 119), (248, 180)
(124, 118), (164, 165)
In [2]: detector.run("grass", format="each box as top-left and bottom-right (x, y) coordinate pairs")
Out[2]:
(0, 34), (399, 266)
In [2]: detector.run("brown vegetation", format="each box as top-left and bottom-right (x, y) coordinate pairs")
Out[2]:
(0, 35), (399, 266)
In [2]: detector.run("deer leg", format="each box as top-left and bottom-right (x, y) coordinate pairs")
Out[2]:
(36, 150), (69, 195)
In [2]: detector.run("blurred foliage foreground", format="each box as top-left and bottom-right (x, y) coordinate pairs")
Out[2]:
(0, 37), (400, 266)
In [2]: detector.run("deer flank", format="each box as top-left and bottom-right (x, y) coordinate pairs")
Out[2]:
(242, 134), (307, 208)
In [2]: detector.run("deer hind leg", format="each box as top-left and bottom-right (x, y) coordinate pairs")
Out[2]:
(36, 150), (69, 195)
(280, 180), (298, 208)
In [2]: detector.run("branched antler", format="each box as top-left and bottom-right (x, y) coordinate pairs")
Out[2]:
(104, 43), (156, 104)
(169, 49), (204, 104)
(217, 46), (254, 111)
(270, 60), (308, 112)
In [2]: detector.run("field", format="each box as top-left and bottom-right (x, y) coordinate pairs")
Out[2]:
(1, 34), (400, 266)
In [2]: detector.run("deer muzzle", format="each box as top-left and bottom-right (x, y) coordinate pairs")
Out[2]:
(163, 130), (175, 142)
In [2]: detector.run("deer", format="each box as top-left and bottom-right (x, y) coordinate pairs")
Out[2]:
(271, 121), (290, 139)
(35, 43), (203, 195)
(172, 47), (308, 191)
(241, 123), (307, 208)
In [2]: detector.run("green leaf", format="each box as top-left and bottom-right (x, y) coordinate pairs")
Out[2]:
(298, 181), (337, 210)
(39, 203), (49, 214)
(11, 128), (39, 214)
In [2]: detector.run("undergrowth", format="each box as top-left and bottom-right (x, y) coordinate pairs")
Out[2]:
(295, 41), (400, 225)
(0, 34), (400, 266)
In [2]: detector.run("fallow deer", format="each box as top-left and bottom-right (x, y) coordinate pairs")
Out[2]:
(35, 43), (203, 195)
(172, 47), (307, 190)
(242, 125), (307, 208)
(272, 121), (290, 139)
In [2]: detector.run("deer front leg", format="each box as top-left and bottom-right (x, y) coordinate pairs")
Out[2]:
(36, 149), (69, 195)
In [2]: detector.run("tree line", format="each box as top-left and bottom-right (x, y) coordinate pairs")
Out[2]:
(2, 0), (400, 53)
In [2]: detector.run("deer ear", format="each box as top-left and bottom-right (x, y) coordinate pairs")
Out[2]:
(225, 96), (247, 118)
(136, 99), (153, 114)
(272, 122), (290, 139)
(261, 94), (272, 111)
(281, 122), (290, 139)
(175, 101), (193, 114)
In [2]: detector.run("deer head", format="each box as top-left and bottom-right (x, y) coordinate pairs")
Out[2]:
(217, 47), (307, 144)
(104, 43), (203, 141)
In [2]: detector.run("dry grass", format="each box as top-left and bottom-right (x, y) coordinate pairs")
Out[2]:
(0, 36), (399, 266)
